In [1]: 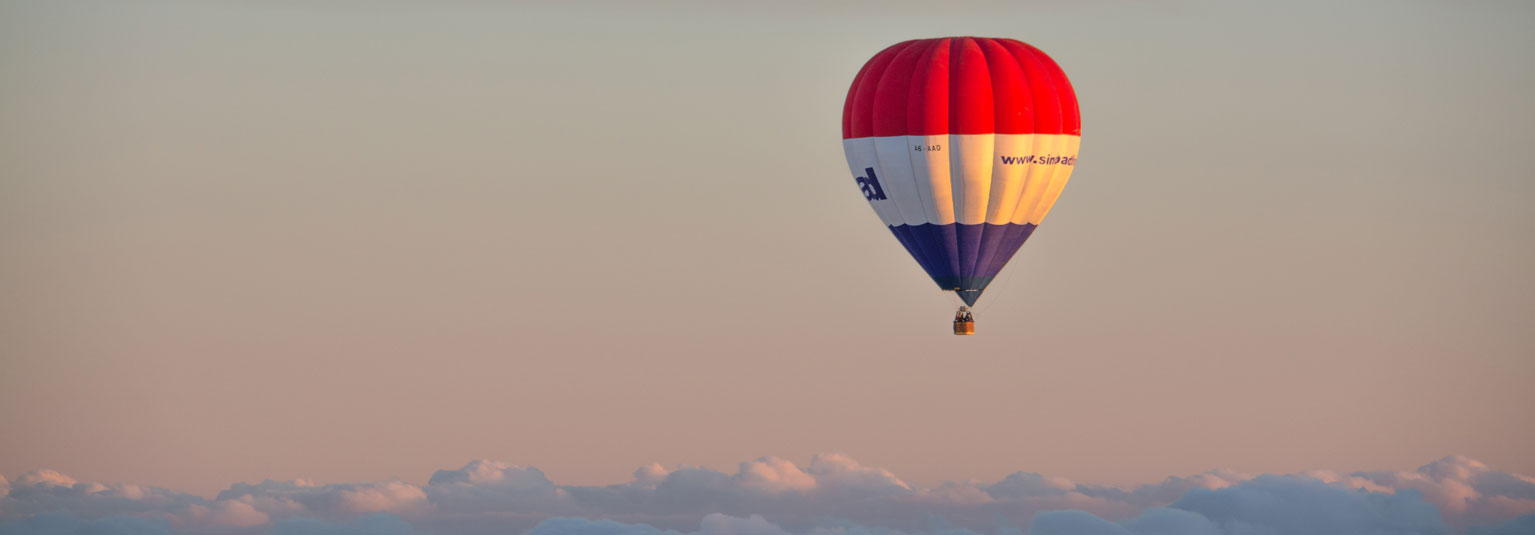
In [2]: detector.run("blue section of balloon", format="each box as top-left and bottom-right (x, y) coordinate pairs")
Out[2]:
(887, 223), (1037, 306)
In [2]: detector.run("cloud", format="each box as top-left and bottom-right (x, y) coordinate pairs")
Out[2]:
(173, 499), (270, 529)
(1169, 475), (1447, 535)
(15, 470), (77, 489)
(1024, 476), (1449, 535)
(1468, 514), (1535, 535)
(527, 514), (978, 535)
(2, 455), (1532, 535)
(1120, 507), (1220, 535)
(1304, 455), (1535, 530)
(270, 513), (418, 535)
(527, 517), (677, 535)
(1025, 510), (1130, 535)
(212, 478), (429, 520)
(0, 511), (172, 535)
(0, 469), (206, 521)
(737, 457), (819, 494)
(425, 460), (569, 514)
(700, 513), (794, 535)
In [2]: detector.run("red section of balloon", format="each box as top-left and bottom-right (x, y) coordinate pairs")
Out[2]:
(842, 37), (1080, 139)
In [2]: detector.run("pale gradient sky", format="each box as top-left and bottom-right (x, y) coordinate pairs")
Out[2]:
(1, 1), (1531, 498)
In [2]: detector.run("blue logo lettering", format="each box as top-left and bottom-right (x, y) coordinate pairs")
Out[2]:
(855, 167), (887, 201)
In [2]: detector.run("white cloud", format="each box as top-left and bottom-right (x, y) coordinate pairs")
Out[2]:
(1166, 475), (1447, 535)
(0, 468), (206, 521)
(214, 478), (430, 520)
(1322, 455), (1535, 530)
(736, 457), (818, 494)
(1468, 515), (1535, 535)
(15, 470), (76, 488)
(1120, 508), (1220, 535)
(806, 454), (911, 496)
(634, 464), (670, 489)
(425, 460), (569, 514)
(699, 513), (794, 535)
(1026, 510), (1130, 535)
(0, 511), (172, 535)
(985, 472), (1077, 499)
(2, 455), (1532, 535)
(1025, 475), (1451, 535)
(271, 513), (419, 535)
(173, 499), (270, 530)
(527, 516), (674, 535)
(334, 481), (428, 515)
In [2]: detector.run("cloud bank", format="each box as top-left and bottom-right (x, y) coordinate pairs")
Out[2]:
(1, 454), (1531, 535)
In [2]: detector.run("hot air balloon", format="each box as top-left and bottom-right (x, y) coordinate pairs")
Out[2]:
(841, 37), (1080, 335)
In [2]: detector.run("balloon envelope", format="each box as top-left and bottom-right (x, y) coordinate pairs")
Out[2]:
(841, 37), (1081, 306)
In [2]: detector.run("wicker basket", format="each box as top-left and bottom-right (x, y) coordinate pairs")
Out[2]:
(953, 320), (975, 335)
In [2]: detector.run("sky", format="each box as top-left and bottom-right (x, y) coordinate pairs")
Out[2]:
(1, 0), (1533, 533)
